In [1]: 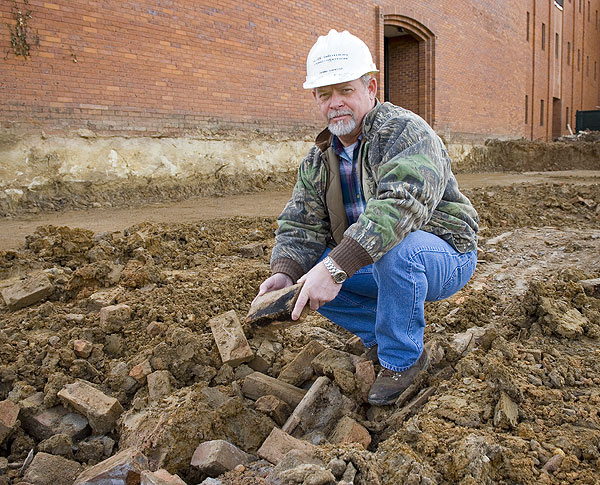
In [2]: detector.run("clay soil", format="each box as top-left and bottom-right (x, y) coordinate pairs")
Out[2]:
(1, 176), (600, 484)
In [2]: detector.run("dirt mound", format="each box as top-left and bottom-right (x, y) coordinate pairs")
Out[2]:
(0, 183), (599, 484)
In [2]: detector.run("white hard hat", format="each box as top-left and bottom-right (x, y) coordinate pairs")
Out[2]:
(303, 29), (378, 89)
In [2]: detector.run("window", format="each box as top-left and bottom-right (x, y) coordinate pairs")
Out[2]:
(525, 95), (529, 123)
(555, 33), (560, 58)
(542, 23), (546, 50)
(566, 107), (569, 129)
(567, 41), (571, 64)
(579, 0), (582, 13)
(527, 12), (530, 41)
(587, 55), (590, 76)
(595, 61), (597, 80)
(596, 10), (598, 29)
(588, 2), (591, 21)
(555, 0), (564, 7)
(540, 100), (544, 126)
(578, 49), (581, 71)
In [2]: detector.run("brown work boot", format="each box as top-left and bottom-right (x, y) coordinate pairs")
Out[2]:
(367, 351), (429, 406)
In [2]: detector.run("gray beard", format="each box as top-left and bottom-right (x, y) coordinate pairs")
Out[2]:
(327, 111), (357, 137)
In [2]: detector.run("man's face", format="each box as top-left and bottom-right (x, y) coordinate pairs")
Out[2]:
(313, 76), (377, 145)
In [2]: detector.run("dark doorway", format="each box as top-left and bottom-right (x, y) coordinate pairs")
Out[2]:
(552, 97), (562, 140)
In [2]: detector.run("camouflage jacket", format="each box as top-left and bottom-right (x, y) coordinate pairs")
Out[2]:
(271, 101), (479, 282)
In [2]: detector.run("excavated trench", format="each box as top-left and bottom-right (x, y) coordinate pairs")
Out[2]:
(0, 138), (599, 484)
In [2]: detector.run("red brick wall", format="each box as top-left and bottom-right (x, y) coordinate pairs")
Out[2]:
(387, 36), (420, 114)
(1, 0), (599, 141)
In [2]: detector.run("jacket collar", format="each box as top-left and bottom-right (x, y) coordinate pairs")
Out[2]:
(314, 99), (385, 152)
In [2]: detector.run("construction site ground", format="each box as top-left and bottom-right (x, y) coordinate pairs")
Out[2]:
(1, 165), (600, 484)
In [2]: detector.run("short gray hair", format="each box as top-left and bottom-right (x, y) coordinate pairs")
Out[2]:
(360, 73), (373, 86)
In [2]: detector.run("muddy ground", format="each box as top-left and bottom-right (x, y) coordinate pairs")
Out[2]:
(0, 178), (599, 484)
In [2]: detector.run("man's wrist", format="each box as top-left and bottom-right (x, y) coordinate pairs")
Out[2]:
(323, 256), (347, 284)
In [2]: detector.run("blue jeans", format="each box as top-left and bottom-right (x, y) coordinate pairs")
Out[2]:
(318, 230), (477, 372)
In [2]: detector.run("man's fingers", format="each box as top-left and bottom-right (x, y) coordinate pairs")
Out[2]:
(292, 289), (309, 320)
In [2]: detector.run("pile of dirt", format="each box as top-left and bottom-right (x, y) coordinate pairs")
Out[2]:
(0, 182), (599, 484)
(461, 138), (600, 173)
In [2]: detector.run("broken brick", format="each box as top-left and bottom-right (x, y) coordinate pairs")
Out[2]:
(57, 380), (124, 434)
(258, 427), (318, 465)
(20, 405), (90, 441)
(278, 340), (325, 386)
(73, 339), (93, 359)
(245, 283), (304, 325)
(147, 370), (172, 402)
(329, 416), (371, 449)
(239, 242), (264, 258)
(129, 359), (153, 383)
(1, 272), (54, 310)
(87, 287), (123, 311)
(191, 439), (252, 477)
(73, 448), (149, 484)
(99, 303), (132, 332)
(209, 310), (254, 366)
(254, 395), (291, 426)
(242, 372), (306, 408)
(140, 469), (187, 485)
(23, 452), (82, 485)
(0, 399), (20, 443)
(354, 360), (376, 403)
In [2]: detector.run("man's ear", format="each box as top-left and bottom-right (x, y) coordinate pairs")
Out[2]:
(368, 77), (377, 100)
(312, 89), (317, 102)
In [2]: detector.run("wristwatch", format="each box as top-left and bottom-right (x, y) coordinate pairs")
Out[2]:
(323, 256), (348, 284)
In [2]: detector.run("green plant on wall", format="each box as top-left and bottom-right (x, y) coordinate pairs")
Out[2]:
(6, 0), (39, 58)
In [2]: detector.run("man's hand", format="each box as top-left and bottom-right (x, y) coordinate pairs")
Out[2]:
(254, 273), (294, 303)
(292, 261), (342, 320)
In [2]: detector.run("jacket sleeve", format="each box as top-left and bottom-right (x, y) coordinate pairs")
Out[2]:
(339, 115), (451, 265)
(270, 146), (330, 282)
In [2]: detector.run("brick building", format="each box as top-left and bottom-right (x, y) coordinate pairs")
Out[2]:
(1, 0), (599, 142)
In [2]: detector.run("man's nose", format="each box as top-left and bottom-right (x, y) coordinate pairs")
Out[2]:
(329, 90), (344, 108)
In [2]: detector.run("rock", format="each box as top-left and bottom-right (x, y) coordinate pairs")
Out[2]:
(76, 128), (97, 138)
(278, 464), (336, 485)
(20, 404), (90, 441)
(190, 439), (253, 477)
(209, 310), (254, 366)
(327, 458), (347, 479)
(147, 370), (173, 402)
(542, 449), (565, 473)
(38, 433), (73, 458)
(87, 287), (123, 311)
(580, 278), (600, 298)
(493, 391), (519, 429)
(23, 452), (82, 485)
(200, 387), (230, 409)
(242, 372), (307, 408)
(75, 435), (115, 464)
(239, 242), (264, 258)
(141, 469), (187, 485)
(354, 360), (376, 403)
(0, 399), (20, 444)
(311, 348), (365, 377)
(341, 462), (357, 483)
(245, 283), (304, 325)
(329, 416), (371, 449)
(254, 395), (291, 426)
(278, 340), (326, 386)
(271, 449), (325, 480)
(539, 297), (587, 338)
(129, 360), (153, 383)
(387, 387), (436, 427)
(99, 303), (132, 332)
(258, 427), (318, 465)
(57, 380), (124, 434)
(1, 272), (54, 310)
(73, 448), (149, 484)
(73, 340), (93, 359)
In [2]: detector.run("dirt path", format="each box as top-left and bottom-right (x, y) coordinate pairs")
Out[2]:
(1, 170), (599, 251)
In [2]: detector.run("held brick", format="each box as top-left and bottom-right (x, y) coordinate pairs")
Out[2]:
(257, 427), (318, 465)
(57, 380), (124, 434)
(242, 372), (306, 408)
(74, 448), (149, 484)
(209, 310), (254, 366)
(1, 272), (54, 310)
(190, 439), (252, 477)
(99, 303), (132, 332)
(0, 400), (20, 444)
(329, 416), (372, 449)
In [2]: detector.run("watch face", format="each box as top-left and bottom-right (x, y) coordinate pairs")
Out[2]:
(334, 272), (347, 283)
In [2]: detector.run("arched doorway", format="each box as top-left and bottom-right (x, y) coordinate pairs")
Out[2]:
(382, 14), (435, 126)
